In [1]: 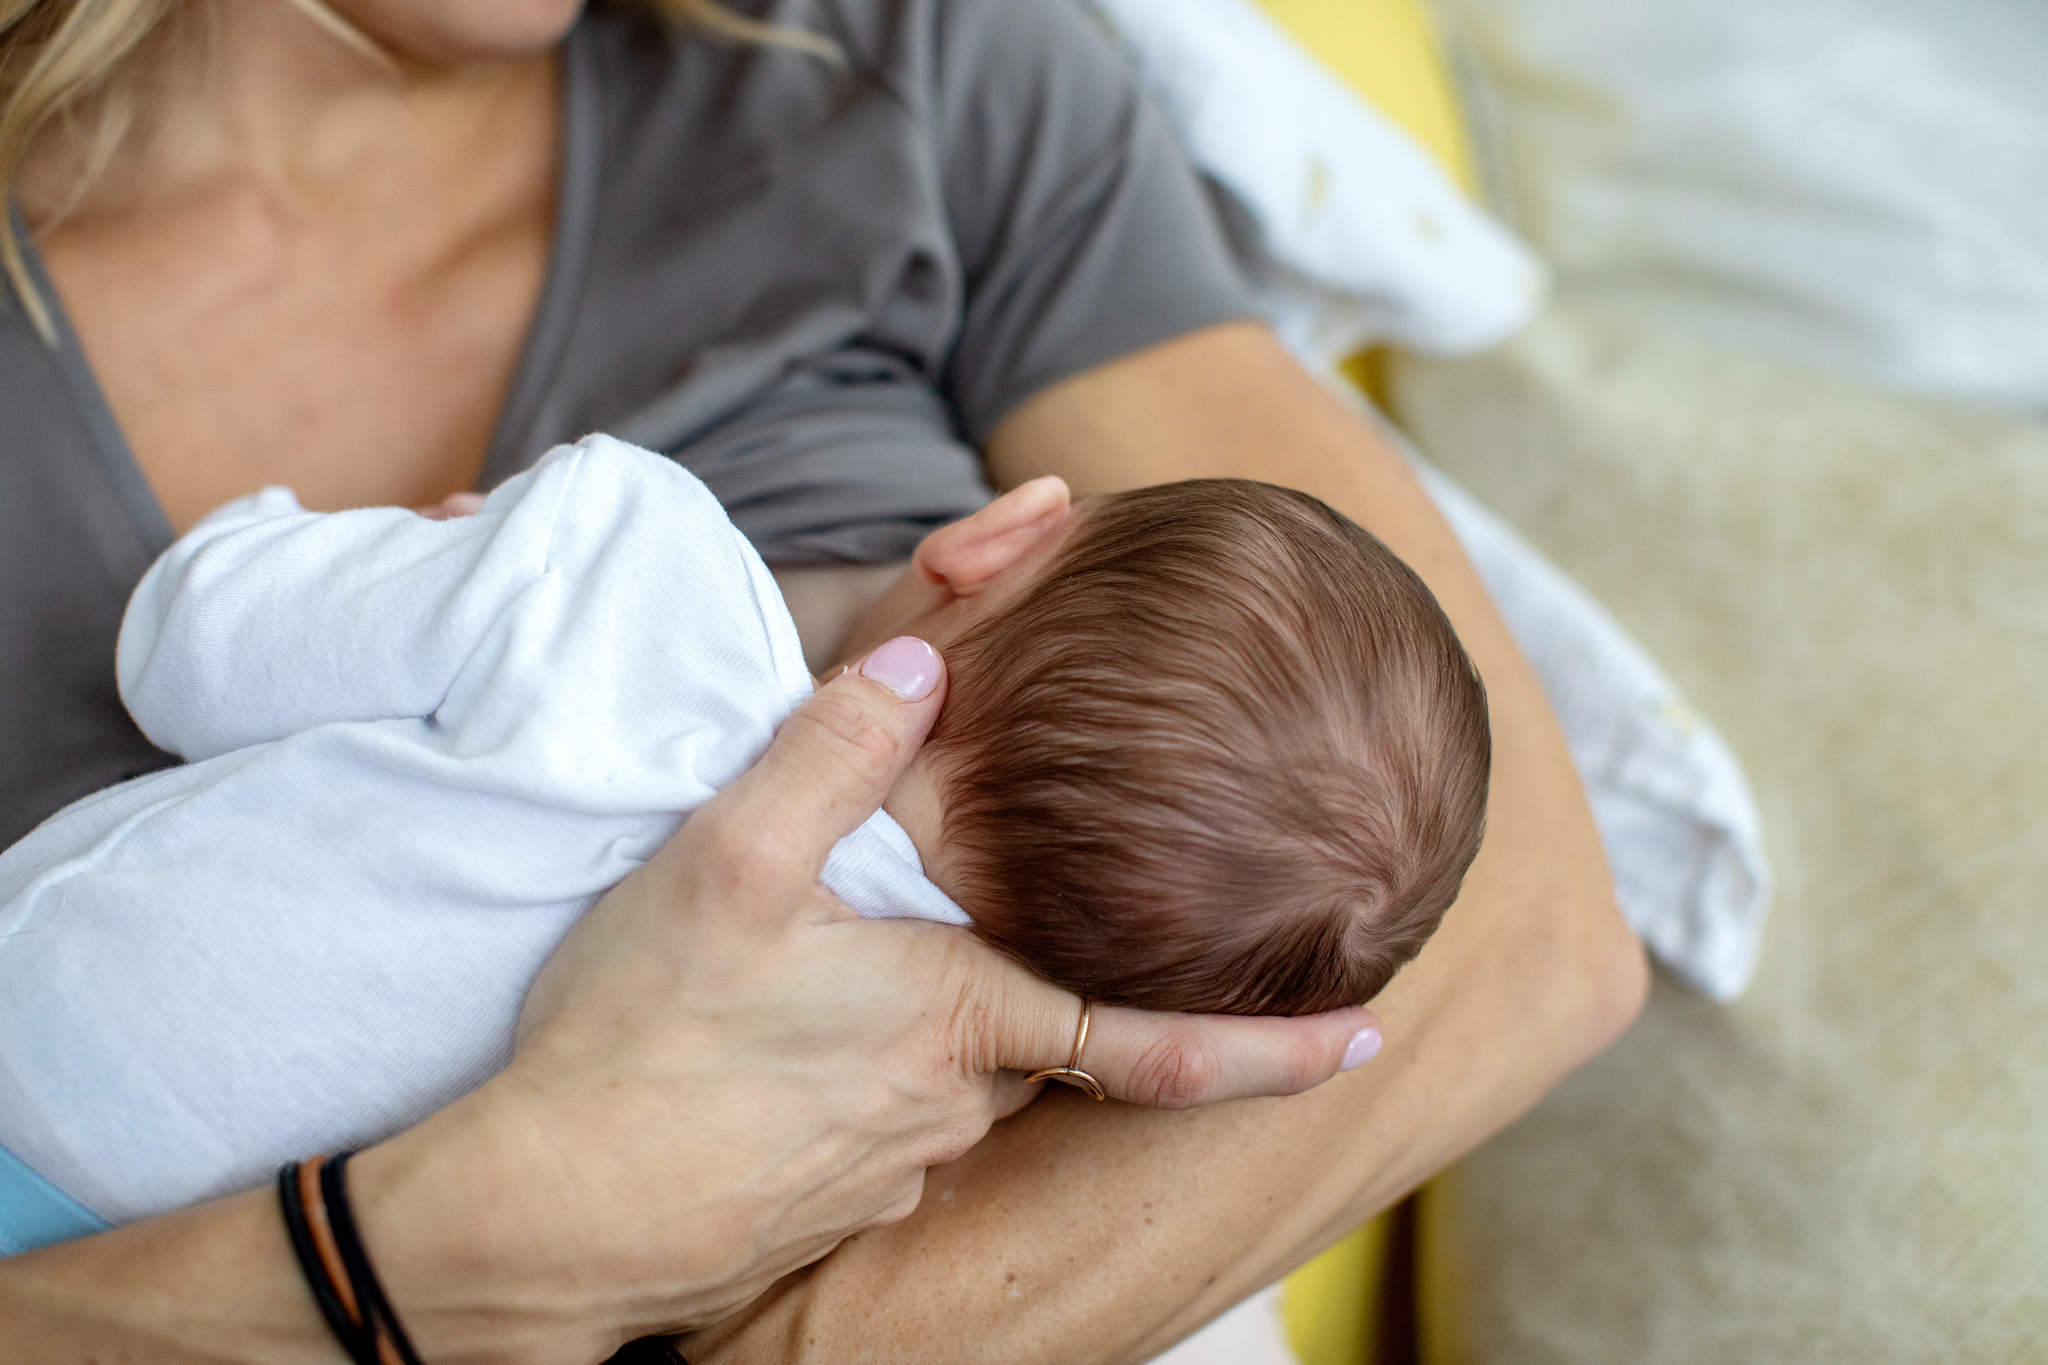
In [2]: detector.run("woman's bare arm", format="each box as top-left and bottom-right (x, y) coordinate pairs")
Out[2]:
(685, 323), (1647, 1365)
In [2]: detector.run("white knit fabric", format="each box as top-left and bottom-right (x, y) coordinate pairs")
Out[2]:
(0, 436), (965, 1227)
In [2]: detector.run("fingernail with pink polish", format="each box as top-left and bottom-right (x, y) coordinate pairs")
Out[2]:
(1340, 1026), (1383, 1071)
(859, 636), (942, 701)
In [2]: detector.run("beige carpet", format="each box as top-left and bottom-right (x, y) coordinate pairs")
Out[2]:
(1387, 306), (2048, 1363)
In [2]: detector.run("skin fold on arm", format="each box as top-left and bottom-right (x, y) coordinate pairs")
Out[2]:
(690, 321), (1648, 1365)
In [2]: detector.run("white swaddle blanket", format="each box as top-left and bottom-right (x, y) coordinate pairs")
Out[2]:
(0, 435), (964, 1229)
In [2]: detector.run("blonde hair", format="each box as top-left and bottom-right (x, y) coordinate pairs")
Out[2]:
(0, 0), (838, 344)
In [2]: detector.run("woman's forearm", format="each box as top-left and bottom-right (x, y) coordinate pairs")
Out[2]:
(0, 1185), (344, 1365)
(687, 324), (1646, 1364)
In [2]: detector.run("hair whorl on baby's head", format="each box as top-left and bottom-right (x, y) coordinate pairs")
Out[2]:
(928, 479), (1491, 1016)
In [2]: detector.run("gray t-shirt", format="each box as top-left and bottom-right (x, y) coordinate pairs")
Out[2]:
(0, 0), (1252, 849)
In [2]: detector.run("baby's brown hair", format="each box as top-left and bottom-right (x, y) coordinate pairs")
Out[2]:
(927, 479), (1490, 1015)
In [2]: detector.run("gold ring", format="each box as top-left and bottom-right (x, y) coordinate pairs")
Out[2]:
(1025, 998), (1105, 1101)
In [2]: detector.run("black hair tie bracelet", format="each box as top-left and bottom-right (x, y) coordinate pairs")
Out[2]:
(278, 1153), (426, 1365)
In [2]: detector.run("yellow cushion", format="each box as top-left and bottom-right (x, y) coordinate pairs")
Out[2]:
(1248, 0), (1477, 194)
(1282, 1216), (1390, 1365)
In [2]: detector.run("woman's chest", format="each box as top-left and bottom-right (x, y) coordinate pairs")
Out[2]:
(40, 162), (554, 534)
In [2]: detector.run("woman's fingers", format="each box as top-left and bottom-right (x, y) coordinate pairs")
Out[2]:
(676, 636), (946, 928)
(1080, 1002), (1380, 1107)
(982, 968), (1382, 1108)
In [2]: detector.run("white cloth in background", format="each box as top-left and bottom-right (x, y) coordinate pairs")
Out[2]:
(1452, 0), (2048, 411)
(1147, 1282), (1296, 1365)
(0, 436), (965, 1227)
(1413, 458), (1773, 1000)
(1085, 0), (1547, 368)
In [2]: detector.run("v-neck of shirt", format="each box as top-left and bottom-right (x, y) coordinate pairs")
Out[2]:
(17, 22), (604, 560)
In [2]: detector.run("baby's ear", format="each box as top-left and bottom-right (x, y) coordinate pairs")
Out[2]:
(912, 476), (1071, 597)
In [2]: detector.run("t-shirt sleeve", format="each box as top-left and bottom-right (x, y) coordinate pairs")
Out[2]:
(917, 0), (1257, 445)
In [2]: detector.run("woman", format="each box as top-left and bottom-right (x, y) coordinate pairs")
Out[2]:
(0, 0), (1644, 1359)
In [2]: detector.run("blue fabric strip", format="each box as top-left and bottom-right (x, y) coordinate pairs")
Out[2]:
(0, 1141), (108, 1257)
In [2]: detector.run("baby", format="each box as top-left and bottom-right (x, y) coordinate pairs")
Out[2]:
(0, 434), (1487, 1242)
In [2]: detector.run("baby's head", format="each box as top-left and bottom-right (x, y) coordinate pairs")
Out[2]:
(869, 478), (1491, 1015)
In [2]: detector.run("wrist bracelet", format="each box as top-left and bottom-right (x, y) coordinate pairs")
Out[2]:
(606, 1337), (688, 1363)
(278, 1153), (426, 1365)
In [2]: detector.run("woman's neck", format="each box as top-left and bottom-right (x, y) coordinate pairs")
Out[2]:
(20, 0), (567, 530)
(20, 0), (556, 225)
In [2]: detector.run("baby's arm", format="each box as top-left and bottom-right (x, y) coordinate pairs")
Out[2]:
(117, 482), (556, 760)
(123, 436), (813, 794)
(120, 437), (812, 769)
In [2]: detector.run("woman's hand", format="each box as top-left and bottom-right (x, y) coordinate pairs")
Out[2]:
(0, 635), (1373, 1365)
(329, 637), (1378, 1362)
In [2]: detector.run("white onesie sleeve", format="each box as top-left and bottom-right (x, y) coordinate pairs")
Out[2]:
(120, 459), (565, 760)
(116, 435), (814, 765)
